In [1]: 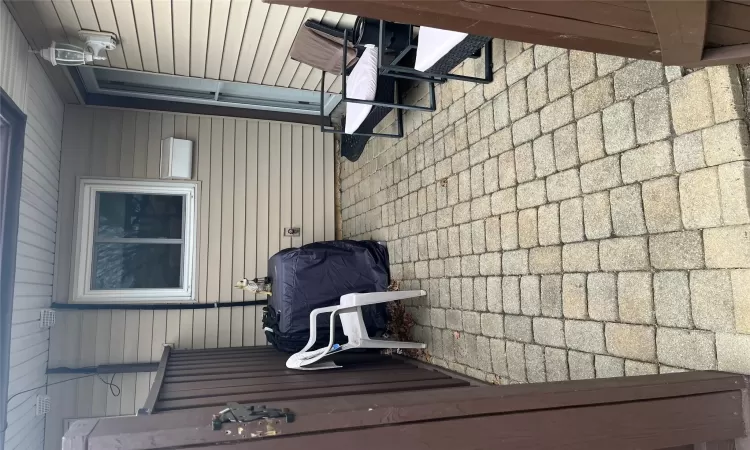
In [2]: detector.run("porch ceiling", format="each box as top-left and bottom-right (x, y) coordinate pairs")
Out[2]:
(5, 0), (355, 94)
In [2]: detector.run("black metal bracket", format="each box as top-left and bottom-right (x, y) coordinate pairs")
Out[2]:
(211, 403), (295, 431)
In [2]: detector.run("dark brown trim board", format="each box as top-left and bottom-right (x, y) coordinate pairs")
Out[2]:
(268, 0), (663, 60)
(695, 43), (750, 66)
(648, 0), (710, 65)
(63, 371), (749, 450)
(218, 392), (744, 450)
(84, 94), (330, 127)
(0, 88), (27, 447)
(266, 0), (750, 66)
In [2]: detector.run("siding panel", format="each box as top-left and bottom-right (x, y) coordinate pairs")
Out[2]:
(151, 0), (174, 74)
(171, 0), (190, 76)
(131, 0), (158, 73)
(260, 7), (308, 85)
(218, 119), (235, 348)
(109, 0), (144, 71)
(218, 0), (252, 82)
(280, 123), (293, 251)
(1, 6), (65, 450)
(51, 106), (335, 444)
(205, 118), (224, 348)
(84, 0), (128, 68)
(231, 121), (247, 346)
(234, 0), (272, 83)
(248, 5), (290, 84)
(189, 0), (211, 78)
(204, 0), (232, 80)
(242, 122), (259, 346)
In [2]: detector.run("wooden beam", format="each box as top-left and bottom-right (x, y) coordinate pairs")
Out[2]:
(459, 0), (659, 47)
(648, 0), (710, 64)
(479, 1), (658, 34)
(228, 393), (746, 450)
(79, 372), (748, 450)
(271, 0), (660, 60)
(709, 0), (750, 34)
(695, 42), (750, 66)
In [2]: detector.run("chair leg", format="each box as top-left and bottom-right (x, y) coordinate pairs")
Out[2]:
(358, 339), (426, 349)
(484, 39), (494, 81)
(297, 305), (339, 355)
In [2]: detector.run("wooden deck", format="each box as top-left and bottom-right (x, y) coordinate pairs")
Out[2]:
(139, 346), (476, 414)
(63, 346), (749, 450)
(266, 0), (750, 66)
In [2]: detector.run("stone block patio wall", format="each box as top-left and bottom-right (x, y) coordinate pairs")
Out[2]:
(339, 40), (750, 383)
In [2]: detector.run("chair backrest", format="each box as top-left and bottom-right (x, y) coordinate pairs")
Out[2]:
(290, 20), (358, 74)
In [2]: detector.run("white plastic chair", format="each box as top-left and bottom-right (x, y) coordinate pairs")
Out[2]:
(286, 290), (427, 370)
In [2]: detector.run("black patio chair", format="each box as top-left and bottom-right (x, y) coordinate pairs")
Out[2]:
(376, 21), (493, 84)
(320, 29), (437, 162)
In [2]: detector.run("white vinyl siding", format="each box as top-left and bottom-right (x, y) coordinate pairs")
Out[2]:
(44, 106), (335, 449)
(1, 3), (66, 450)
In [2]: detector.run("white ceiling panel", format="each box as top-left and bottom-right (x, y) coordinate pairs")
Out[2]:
(7, 0), (356, 94)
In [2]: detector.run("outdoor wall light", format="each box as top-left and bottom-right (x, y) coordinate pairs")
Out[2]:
(38, 30), (117, 66)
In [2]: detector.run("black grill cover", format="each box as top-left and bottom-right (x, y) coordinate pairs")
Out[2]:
(267, 240), (390, 337)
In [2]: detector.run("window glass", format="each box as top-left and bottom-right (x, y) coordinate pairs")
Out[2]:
(96, 193), (183, 239)
(93, 243), (182, 289)
(73, 178), (197, 302)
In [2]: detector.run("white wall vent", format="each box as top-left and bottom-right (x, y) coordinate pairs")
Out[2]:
(160, 137), (193, 180)
(40, 309), (56, 329)
(36, 395), (51, 416)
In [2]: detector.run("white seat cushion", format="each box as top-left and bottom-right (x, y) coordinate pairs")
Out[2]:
(415, 27), (468, 72)
(344, 46), (378, 134)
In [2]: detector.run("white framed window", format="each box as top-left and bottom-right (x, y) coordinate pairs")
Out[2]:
(71, 178), (198, 303)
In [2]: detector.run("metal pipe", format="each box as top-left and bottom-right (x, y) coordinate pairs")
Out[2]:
(51, 299), (268, 311)
(47, 363), (159, 375)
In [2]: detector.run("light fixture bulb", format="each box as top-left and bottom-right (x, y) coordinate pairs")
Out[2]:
(39, 42), (93, 66)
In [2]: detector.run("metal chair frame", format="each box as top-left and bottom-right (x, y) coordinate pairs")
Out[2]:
(319, 29), (436, 138)
(376, 21), (494, 84)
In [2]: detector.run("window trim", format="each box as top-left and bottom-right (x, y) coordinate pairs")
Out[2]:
(71, 178), (199, 303)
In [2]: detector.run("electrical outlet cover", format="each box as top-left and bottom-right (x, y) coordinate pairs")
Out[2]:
(36, 395), (51, 416)
(283, 227), (301, 237)
(40, 309), (56, 329)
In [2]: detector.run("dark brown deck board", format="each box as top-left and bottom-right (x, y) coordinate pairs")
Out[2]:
(159, 370), (450, 400)
(155, 378), (469, 411)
